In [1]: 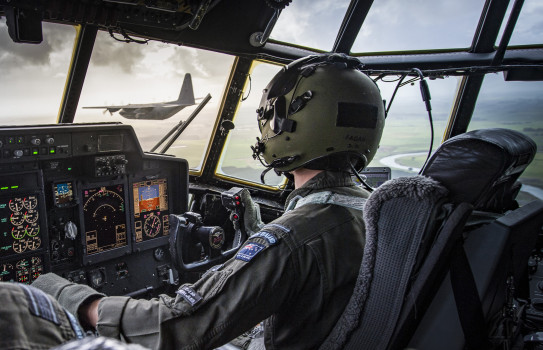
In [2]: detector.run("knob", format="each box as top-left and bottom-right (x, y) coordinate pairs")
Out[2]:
(64, 221), (78, 240)
(30, 138), (41, 146)
(45, 137), (55, 145)
(13, 149), (24, 158)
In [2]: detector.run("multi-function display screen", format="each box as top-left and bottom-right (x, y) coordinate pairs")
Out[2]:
(133, 179), (169, 243)
(82, 184), (128, 255)
(53, 182), (74, 207)
(0, 194), (42, 259)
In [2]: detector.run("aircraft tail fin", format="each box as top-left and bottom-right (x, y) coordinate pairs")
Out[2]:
(178, 73), (196, 105)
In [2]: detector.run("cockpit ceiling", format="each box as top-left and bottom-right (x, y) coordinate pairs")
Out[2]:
(0, 0), (276, 56)
(1, 0), (542, 70)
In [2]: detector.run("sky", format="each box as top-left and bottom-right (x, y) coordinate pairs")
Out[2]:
(0, 0), (541, 183)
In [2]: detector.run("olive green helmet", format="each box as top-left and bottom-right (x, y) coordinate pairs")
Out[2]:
(252, 53), (385, 174)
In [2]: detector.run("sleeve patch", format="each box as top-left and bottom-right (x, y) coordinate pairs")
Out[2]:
(176, 285), (203, 306)
(19, 284), (60, 325)
(236, 242), (266, 262)
(252, 231), (278, 245)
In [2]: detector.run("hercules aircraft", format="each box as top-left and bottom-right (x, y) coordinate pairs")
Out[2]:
(83, 73), (198, 120)
(0, 0), (542, 349)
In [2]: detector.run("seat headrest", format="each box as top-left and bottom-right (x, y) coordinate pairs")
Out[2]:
(421, 128), (537, 212)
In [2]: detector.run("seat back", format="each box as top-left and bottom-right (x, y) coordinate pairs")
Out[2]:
(421, 128), (537, 212)
(320, 128), (539, 350)
(320, 175), (457, 350)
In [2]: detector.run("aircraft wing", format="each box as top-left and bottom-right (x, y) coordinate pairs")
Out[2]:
(82, 73), (197, 119)
(83, 102), (194, 110)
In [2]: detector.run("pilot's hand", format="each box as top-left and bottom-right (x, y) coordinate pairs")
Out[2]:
(239, 189), (265, 236)
(31, 273), (105, 327)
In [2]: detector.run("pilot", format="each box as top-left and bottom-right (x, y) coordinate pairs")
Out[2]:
(31, 53), (385, 349)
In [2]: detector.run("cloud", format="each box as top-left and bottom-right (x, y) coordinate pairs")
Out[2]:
(168, 46), (233, 80)
(91, 32), (147, 74)
(271, 0), (349, 50)
(0, 19), (74, 73)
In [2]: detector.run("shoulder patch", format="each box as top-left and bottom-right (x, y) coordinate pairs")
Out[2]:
(176, 285), (203, 306)
(252, 231), (278, 245)
(19, 284), (60, 325)
(236, 242), (266, 262)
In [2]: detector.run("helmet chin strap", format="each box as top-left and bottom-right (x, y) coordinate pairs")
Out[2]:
(258, 155), (299, 184)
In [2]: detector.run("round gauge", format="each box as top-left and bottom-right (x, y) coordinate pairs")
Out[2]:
(23, 196), (38, 210)
(26, 236), (41, 251)
(12, 240), (27, 254)
(31, 257), (42, 266)
(9, 198), (24, 212)
(11, 226), (26, 240)
(87, 269), (106, 289)
(144, 214), (162, 237)
(10, 211), (25, 226)
(25, 223), (40, 237)
(16, 259), (29, 270)
(24, 209), (39, 224)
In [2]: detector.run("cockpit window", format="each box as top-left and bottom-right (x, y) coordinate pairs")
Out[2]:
(0, 19), (76, 124)
(76, 30), (235, 171)
(270, 0), (351, 51)
(504, 0), (543, 46)
(352, 0), (485, 52)
(469, 75), (543, 204)
(270, 0), (485, 53)
(372, 76), (460, 178)
(216, 61), (285, 186)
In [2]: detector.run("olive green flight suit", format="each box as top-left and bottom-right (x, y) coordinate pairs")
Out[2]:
(97, 171), (368, 349)
(0, 282), (84, 350)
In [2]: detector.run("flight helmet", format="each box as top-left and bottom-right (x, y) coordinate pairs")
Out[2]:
(252, 53), (385, 174)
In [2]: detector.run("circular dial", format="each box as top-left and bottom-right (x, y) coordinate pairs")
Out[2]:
(10, 211), (25, 226)
(11, 226), (26, 240)
(9, 198), (24, 212)
(88, 269), (106, 289)
(25, 223), (40, 237)
(24, 209), (39, 224)
(16, 259), (29, 270)
(144, 214), (162, 237)
(12, 240), (27, 254)
(26, 236), (41, 251)
(23, 196), (38, 210)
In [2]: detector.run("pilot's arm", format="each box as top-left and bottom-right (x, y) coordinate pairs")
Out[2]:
(34, 227), (297, 350)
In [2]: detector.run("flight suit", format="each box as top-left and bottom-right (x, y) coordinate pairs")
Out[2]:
(0, 282), (84, 350)
(35, 171), (369, 349)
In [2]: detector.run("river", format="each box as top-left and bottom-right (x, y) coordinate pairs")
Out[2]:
(379, 153), (543, 200)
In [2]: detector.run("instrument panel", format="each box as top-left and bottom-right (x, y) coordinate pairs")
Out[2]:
(0, 123), (188, 296)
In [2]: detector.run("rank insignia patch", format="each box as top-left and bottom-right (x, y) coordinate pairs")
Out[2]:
(236, 242), (266, 262)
